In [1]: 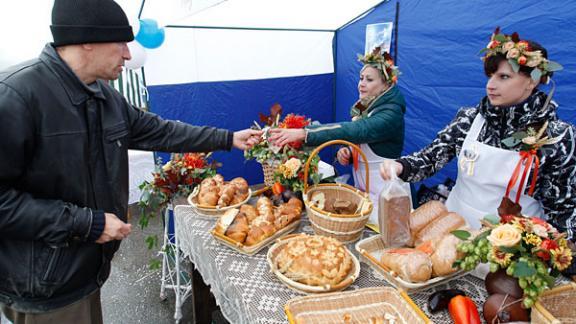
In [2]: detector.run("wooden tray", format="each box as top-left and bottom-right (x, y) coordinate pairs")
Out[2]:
(211, 218), (300, 255)
(355, 235), (466, 292)
(285, 286), (430, 324)
(267, 234), (361, 294)
(187, 187), (252, 217)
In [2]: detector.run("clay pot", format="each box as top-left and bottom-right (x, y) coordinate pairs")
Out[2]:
(485, 269), (523, 299)
(483, 293), (530, 323)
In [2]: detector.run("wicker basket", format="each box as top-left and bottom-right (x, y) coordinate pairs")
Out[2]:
(261, 159), (281, 187)
(303, 140), (373, 243)
(532, 282), (576, 323)
(267, 233), (360, 294)
(285, 286), (430, 324)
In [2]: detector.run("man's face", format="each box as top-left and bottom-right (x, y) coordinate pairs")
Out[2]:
(88, 42), (132, 81)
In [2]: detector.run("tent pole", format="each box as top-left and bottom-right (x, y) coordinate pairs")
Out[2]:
(394, 1), (399, 63)
(138, 0), (146, 19)
(165, 25), (335, 33)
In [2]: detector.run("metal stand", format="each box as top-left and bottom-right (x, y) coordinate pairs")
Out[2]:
(159, 204), (194, 323)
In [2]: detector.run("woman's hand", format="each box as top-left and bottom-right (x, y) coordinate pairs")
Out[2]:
(337, 147), (351, 165)
(268, 128), (306, 147)
(379, 159), (403, 180)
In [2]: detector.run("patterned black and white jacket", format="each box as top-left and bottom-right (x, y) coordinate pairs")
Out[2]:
(398, 91), (576, 241)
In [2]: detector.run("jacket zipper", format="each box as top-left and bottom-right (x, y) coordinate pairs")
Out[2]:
(42, 248), (62, 281)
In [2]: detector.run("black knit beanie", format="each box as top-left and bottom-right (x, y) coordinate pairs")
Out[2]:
(50, 0), (134, 46)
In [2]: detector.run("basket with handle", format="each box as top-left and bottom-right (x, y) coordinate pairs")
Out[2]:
(303, 140), (373, 243)
(261, 159), (282, 187)
(532, 282), (576, 323)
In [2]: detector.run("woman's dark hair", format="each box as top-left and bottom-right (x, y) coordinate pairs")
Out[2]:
(484, 40), (550, 84)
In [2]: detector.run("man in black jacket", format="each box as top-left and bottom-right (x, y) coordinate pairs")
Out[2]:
(0, 0), (260, 322)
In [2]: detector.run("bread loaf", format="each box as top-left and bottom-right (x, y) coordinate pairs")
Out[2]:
(430, 233), (462, 276)
(380, 248), (432, 283)
(217, 183), (236, 207)
(410, 200), (448, 233)
(414, 212), (466, 246)
(239, 204), (259, 223)
(224, 213), (249, 243)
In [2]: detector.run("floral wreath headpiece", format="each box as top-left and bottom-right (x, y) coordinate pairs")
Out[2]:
(357, 46), (400, 85)
(481, 27), (563, 83)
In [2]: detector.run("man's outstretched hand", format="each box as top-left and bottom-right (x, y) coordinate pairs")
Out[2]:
(233, 129), (263, 150)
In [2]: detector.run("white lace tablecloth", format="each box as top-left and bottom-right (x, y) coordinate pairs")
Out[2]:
(174, 205), (489, 324)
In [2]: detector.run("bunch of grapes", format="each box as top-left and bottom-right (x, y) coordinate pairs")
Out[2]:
(456, 238), (491, 271)
(504, 258), (552, 308)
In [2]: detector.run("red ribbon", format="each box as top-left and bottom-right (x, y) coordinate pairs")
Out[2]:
(505, 149), (539, 203)
(352, 147), (359, 171)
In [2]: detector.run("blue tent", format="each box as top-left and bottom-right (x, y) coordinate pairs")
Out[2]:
(142, 0), (576, 189)
(335, 0), (576, 187)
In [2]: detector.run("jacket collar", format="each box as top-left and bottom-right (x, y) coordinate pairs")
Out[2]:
(478, 90), (558, 131)
(350, 85), (403, 118)
(39, 43), (106, 105)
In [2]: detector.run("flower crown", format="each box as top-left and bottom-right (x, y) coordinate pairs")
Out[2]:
(481, 27), (563, 83)
(357, 46), (400, 85)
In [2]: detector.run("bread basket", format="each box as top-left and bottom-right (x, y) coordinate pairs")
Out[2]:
(187, 186), (251, 216)
(266, 233), (360, 294)
(303, 140), (373, 243)
(285, 286), (430, 324)
(532, 282), (576, 323)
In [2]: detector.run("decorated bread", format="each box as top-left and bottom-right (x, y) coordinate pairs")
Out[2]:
(275, 235), (353, 286)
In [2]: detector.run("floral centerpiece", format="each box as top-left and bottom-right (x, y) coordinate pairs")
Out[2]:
(453, 215), (573, 308)
(244, 103), (319, 190)
(139, 152), (219, 230)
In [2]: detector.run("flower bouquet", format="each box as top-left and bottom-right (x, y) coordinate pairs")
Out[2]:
(453, 215), (573, 308)
(244, 103), (318, 189)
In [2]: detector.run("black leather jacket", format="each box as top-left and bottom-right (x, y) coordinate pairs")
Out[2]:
(0, 44), (232, 312)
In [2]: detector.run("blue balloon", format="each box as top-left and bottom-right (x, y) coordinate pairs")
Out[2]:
(135, 18), (165, 49)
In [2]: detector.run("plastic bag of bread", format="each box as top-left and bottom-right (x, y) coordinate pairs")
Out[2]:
(414, 212), (466, 246)
(380, 248), (432, 283)
(378, 162), (412, 247)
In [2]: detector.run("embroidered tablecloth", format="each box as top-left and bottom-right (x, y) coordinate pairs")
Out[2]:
(174, 205), (488, 324)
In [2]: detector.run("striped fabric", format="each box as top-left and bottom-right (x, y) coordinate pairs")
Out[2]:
(109, 68), (148, 109)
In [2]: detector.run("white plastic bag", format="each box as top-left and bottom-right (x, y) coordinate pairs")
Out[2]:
(378, 163), (412, 247)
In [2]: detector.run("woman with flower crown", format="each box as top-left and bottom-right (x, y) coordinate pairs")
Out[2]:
(380, 28), (576, 275)
(269, 47), (406, 226)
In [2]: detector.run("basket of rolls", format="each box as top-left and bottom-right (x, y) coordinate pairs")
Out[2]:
(188, 174), (251, 216)
(303, 140), (373, 243)
(211, 196), (303, 255)
(267, 233), (360, 294)
(356, 200), (468, 292)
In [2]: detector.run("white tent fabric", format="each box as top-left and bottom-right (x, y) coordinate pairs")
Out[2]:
(145, 28), (334, 85)
(139, 0), (383, 30)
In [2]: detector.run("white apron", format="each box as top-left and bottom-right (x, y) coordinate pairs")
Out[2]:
(445, 114), (544, 278)
(352, 143), (387, 225)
